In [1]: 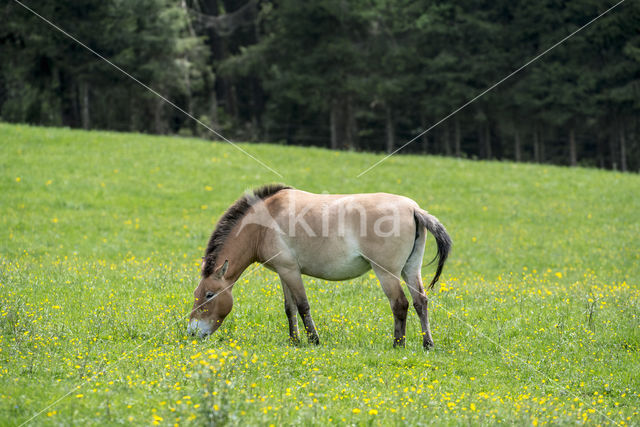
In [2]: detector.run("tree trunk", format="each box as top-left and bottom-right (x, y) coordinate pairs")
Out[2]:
(484, 124), (492, 159)
(569, 128), (577, 166)
(421, 115), (429, 154)
(80, 80), (90, 130)
(182, 0), (197, 136)
(154, 98), (165, 134)
(50, 65), (63, 125)
(514, 130), (521, 162)
(597, 135), (605, 169)
(210, 85), (219, 138)
(421, 134), (430, 153)
(129, 95), (137, 132)
(533, 130), (540, 163)
(620, 124), (627, 172)
(330, 97), (355, 150)
(64, 75), (78, 127)
(229, 85), (239, 122)
(608, 131), (617, 170)
(443, 122), (451, 156)
(184, 67), (196, 136)
(330, 101), (339, 150)
(385, 105), (395, 154)
(347, 97), (357, 151)
(454, 117), (461, 157)
(200, 0), (234, 125)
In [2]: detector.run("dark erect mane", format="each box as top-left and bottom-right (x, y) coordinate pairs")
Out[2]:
(202, 184), (291, 277)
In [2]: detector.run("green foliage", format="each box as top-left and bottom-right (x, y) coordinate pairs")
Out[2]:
(1, 0), (639, 168)
(220, 0), (640, 167)
(0, 0), (211, 133)
(1, 123), (639, 424)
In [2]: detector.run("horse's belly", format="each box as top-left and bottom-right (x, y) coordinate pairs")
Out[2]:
(300, 256), (371, 281)
(296, 245), (371, 281)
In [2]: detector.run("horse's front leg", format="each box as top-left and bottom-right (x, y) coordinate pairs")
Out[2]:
(278, 268), (320, 345)
(280, 278), (300, 345)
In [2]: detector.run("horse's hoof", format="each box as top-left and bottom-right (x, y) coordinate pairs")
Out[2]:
(289, 337), (301, 346)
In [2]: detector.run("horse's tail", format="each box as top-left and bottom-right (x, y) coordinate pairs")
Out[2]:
(414, 209), (452, 290)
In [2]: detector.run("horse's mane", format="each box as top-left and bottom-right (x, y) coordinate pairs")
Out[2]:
(202, 184), (292, 277)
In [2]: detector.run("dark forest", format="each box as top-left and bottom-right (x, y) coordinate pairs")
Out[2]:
(2, 0), (638, 170)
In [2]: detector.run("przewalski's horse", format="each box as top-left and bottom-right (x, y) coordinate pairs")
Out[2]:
(188, 185), (451, 349)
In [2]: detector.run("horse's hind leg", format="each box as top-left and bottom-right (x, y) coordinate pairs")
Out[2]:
(372, 265), (409, 348)
(403, 273), (435, 349)
(402, 225), (435, 349)
(280, 278), (300, 344)
(277, 268), (320, 345)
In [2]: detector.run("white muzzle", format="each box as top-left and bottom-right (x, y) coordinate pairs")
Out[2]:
(187, 319), (213, 338)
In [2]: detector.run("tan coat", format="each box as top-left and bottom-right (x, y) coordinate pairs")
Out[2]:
(188, 186), (451, 349)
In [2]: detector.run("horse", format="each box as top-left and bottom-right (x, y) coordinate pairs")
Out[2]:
(187, 184), (451, 349)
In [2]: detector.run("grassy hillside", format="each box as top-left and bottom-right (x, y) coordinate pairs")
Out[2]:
(1, 123), (639, 425)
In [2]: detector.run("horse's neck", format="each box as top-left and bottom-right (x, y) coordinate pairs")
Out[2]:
(219, 224), (261, 283)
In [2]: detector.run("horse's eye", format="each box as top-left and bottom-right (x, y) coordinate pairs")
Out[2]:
(205, 291), (215, 299)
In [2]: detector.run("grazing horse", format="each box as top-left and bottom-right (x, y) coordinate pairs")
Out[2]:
(188, 184), (451, 349)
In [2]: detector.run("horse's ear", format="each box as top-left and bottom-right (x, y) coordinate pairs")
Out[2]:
(214, 260), (229, 278)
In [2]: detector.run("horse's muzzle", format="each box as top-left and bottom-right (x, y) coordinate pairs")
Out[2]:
(187, 319), (212, 338)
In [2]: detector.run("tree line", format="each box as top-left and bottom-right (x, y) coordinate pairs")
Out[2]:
(2, 0), (639, 171)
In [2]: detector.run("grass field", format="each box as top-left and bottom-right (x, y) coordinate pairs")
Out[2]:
(1, 122), (639, 426)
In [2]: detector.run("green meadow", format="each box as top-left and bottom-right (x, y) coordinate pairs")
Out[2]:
(1, 123), (639, 425)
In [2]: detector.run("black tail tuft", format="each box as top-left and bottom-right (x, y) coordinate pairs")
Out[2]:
(415, 210), (452, 290)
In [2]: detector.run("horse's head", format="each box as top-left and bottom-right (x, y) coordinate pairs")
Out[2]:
(188, 260), (233, 338)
